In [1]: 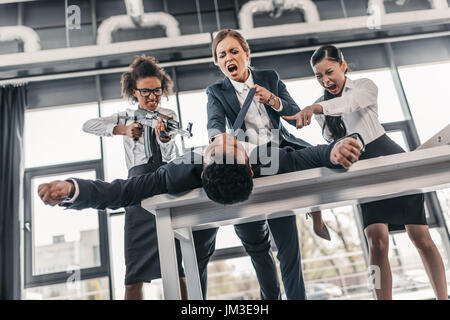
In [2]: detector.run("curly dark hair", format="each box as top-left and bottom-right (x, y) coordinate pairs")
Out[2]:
(121, 55), (173, 103)
(202, 160), (253, 205)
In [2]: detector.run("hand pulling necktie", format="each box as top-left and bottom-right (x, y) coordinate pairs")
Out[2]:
(232, 87), (257, 132)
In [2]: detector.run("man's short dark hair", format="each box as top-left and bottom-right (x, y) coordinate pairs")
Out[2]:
(202, 160), (253, 205)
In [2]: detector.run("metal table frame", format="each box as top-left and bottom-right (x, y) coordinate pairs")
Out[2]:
(142, 145), (450, 299)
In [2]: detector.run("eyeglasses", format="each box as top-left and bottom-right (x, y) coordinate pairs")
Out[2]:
(135, 87), (163, 97)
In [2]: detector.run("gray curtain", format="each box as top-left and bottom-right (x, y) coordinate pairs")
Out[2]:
(0, 84), (26, 300)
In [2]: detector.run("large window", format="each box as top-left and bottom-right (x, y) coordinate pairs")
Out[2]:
(299, 206), (368, 300)
(284, 77), (327, 146)
(398, 62), (450, 143)
(29, 170), (100, 275)
(352, 69), (406, 124)
(24, 104), (101, 168)
(178, 89), (209, 149)
(399, 61), (450, 239)
(23, 277), (110, 300)
(23, 103), (111, 299)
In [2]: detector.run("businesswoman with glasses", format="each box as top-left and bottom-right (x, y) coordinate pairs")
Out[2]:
(82, 55), (187, 300)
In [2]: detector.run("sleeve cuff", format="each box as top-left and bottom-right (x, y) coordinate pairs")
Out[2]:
(273, 98), (283, 112)
(61, 179), (80, 204)
(105, 123), (117, 137)
(317, 100), (332, 115)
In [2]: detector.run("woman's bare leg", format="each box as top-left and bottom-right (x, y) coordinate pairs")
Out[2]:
(365, 223), (392, 300)
(406, 224), (448, 300)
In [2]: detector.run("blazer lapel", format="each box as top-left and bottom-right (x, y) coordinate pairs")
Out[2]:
(221, 77), (242, 119)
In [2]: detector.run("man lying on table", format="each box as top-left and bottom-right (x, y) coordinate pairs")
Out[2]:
(38, 132), (361, 299)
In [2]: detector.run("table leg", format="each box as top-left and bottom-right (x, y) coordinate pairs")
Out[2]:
(155, 208), (181, 300)
(178, 227), (203, 300)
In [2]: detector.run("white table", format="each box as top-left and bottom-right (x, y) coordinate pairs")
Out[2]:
(141, 145), (450, 300)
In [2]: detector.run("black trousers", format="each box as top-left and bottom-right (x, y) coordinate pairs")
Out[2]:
(193, 215), (306, 300)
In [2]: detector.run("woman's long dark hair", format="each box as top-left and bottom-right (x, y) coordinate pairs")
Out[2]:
(311, 45), (347, 141)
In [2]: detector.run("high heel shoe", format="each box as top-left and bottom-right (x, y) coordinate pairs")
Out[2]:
(306, 212), (331, 241)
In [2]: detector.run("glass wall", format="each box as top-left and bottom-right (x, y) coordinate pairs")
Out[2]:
(23, 103), (110, 300)
(23, 278), (110, 300)
(24, 104), (101, 168)
(399, 61), (450, 240)
(398, 62), (450, 143)
(30, 171), (100, 276)
(178, 89), (210, 149)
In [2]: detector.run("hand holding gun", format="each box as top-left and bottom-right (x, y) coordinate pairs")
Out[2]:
(118, 109), (193, 140)
(125, 122), (143, 141)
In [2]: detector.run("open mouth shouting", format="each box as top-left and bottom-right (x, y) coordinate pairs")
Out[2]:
(325, 83), (338, 93)
(227, 63), (238, 76)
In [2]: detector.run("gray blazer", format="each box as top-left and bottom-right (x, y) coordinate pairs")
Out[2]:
(206, 69), (311, 148)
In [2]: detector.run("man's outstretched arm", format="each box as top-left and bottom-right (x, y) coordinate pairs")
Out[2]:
(38, 167), (169, 210)
(282, 136), (361, 173)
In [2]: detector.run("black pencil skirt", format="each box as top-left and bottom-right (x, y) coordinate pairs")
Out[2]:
(124, 163), (185, 285)
(359, 134), (427, 232)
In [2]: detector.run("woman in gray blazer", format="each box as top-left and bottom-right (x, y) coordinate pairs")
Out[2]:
(204, 29), (331, 300)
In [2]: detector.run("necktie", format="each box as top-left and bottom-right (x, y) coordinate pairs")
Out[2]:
(232, 87), (256, 132)
(144, 126), (163, 168)
(149, 127), (163, 167)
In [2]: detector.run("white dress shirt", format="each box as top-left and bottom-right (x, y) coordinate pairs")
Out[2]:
(82, 106), (179, 170)
(314, 77), (385, 144)
(229, 71), (283, 146)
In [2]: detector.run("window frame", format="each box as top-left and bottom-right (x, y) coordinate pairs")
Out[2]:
(23, 160), (111, 290)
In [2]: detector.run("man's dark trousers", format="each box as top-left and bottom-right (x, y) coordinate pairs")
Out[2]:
(193, 215), (306, 300)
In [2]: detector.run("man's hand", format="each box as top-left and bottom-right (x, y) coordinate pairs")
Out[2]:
(38, 180), (74, 206)
(330, 137), (361, 168)
(155, 117), (171, 143)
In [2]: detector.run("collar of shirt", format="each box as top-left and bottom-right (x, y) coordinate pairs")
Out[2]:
(342, 77), (355, 94)
(229, 69), (254, 94)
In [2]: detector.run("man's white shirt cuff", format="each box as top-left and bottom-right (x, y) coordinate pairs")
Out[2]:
(61, 179), (80, 204)
(273, 99), (283, 112)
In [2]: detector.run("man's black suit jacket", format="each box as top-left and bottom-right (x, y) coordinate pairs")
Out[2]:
(64, 144), (337, 211)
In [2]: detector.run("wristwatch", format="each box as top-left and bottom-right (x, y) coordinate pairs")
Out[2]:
(347, 132), (366, 153)
(268, 94), (277, 107)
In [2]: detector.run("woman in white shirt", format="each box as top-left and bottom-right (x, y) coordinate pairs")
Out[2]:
(284, 45), (447, 300)
(82, 55), (186, 300)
